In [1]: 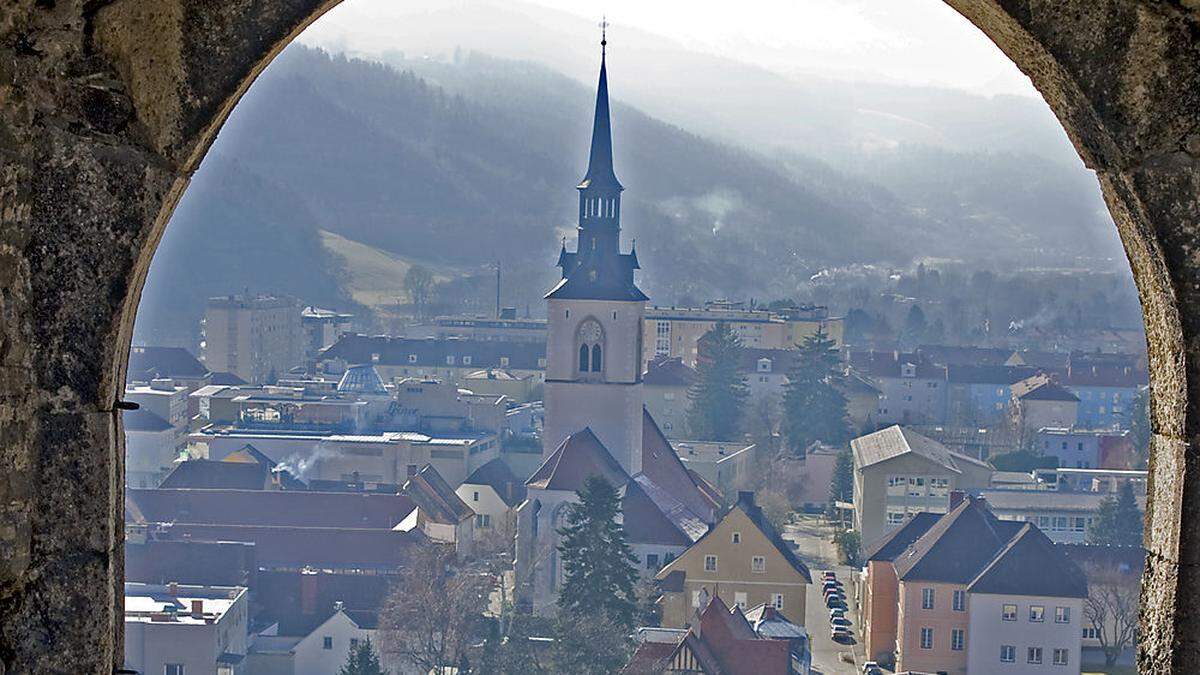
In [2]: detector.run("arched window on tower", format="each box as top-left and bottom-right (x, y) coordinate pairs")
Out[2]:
(577, 319), (604, 378)
(591, 344), (602, 372)
(579, 344), (590, 372)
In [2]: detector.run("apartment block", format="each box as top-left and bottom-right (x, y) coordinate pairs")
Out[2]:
(204, 295), (303, 384)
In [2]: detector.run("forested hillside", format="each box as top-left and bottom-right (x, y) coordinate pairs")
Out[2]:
(135, 45), (1124, 346)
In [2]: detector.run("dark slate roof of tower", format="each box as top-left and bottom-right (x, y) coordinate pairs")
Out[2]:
(577, 44), (621, 191)
(544, 259), (648, 302)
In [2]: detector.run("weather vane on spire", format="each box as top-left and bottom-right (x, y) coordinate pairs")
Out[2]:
(600, 16), (608, 53)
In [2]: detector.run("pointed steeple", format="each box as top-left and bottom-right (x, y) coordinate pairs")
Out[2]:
(578, 26), (622, 191)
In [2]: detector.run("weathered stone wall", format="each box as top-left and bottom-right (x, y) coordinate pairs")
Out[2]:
(0, 0), (1198, 672)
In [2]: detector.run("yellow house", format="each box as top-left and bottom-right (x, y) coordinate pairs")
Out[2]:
(655, 491), (812, 628)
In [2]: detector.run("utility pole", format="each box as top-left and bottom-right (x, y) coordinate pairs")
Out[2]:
(495, 260), (501, 319)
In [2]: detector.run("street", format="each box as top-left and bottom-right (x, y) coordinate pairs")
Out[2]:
(785, 516), (867, 675)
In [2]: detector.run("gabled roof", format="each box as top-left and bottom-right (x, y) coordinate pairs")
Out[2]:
(1011, 373), (1080, 401)
(968, 524), (1088, 598)
(642, 356), (697, 387)
(894, 497), (1023, 583)
(319, 334), (545, 370)
(128, 346), (208, 379)
(526, 427), (629, 492)
(621, 479), (694, 547)
(851, 425), (992, 473)
(945, 364), (1040, 385)
(641, 409), (719, 518)
(159, 459), (269, 490)
(403, 464), (474, 524)
(123, 407), (173, 432)
(126, 488), (415, 529)
(223, 444), (276, 466)
(864, 512), (941, 561)
(682, 595), (791, 675)
(462, 458), (527, 507)
(209, 371), (249, 386)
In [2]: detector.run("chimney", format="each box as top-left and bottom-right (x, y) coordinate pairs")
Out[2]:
(166, 581), (179, 596)
(736, 491), (756, 510)
(333, 600), (345, 613)
(190, 599), (204, 619)
(301, 569), (319, 615)
(948, 490), (966, 509)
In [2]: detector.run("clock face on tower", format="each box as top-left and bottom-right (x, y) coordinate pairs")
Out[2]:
(579, 320), (603, 343)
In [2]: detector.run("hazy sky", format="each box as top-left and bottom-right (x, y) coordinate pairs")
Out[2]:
(304, 0), (1038, 97)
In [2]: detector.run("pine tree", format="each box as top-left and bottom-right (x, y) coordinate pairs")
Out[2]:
(685, 322), (749, 441)
(1088, 481), (1144, 546)
(781, 327), (850, 454)
(338, 637), (388, 675)
(829, 448), (854, 505)
(556, 476), (640, 629)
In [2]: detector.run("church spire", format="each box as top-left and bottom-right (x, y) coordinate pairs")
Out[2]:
(578, 19), (622, 191)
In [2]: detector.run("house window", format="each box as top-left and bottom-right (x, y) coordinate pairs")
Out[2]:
(704, 555), (718, 572)
(1055, 606), (1071, 623)
(1053, 648), (1069, 666)
(951, 628), (964, 651)
(922, 588), (934, 610)
(446, 355), (455, 365)
(646, 554), (659, 570)
(734, 592), (747, 609)
(1000, 645), (1015, 663)
(731, 532), (741, 544)
(1028, 647), (1043, 664)
(323, 636), (333, 650)
(919, 627), (933, 649)
(1083, 627), (1100, 639)
(752, 556), (766, 573)
(665, 552), (675, 564)
(1030, 605), (1045, 622)
(500, 356), (510, 367)
(952, 590), (966, 612)
(408, 354), (417, 363)
(472, 491), (480, 502)
(772, 593), (784, 610)
(475, 514), (492, 528)
(462, 356), (472, 365)
(1002, 604), (1017, 621)
(165, 666), (186, 675)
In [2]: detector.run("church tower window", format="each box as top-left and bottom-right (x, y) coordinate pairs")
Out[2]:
(591, 344), (603, 372)
(579, 344), (590, 372)
(577, 319), (604, 377)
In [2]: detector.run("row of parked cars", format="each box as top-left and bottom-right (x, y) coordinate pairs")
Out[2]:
(823, 570), (884, 675)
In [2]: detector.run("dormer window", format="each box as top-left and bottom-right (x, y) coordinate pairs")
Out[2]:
(462, 356), (472, 366)
(408, 354), (418, 364)
(901, 363), (917, 378)
(757, 358), (772, 373)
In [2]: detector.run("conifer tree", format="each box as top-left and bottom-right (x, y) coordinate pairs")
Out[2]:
(1088, 481), (1144, 546)
(686, 322), (749, 441)
(556, 476), (640, 629)
(781, 327), (850, 454)
(338, 638), (388, 675)
(829, 448), (854, 505)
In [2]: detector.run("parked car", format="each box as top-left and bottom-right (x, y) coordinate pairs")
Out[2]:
(829, 608), (845, 620)
(862, 662), (882, 675)
(831, 626), (851, 643)
(831, 616), (852, 628)
(827, 597), (847, 610)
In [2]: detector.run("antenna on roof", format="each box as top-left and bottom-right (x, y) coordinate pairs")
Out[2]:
(599, 16), (609, 55)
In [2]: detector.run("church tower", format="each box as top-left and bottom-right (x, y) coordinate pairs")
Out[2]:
(542, 31), (646, 475)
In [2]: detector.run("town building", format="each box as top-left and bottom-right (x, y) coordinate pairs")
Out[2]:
(300, 306), (354, 360)
(642, 356), (695, 437)
(123, 582), (249, 675)
(1060, 351), (1147, 428)
(125, 378), (190, 433)
(1010, 374), (1081, 434)
(400, 463), (476, 555)
(513, 42), (720, 615)
(861, 495), (1087, 674)
(642, 302), (844, 370)
(1035, 427), (1137, 469)
(672, 439), (757, 496)
(1059, 543), (1144, 666)
(851, 425), (993, 544)
(203, 294), (304, 384)
(413, 313), (548, 343)
(247, 603), (377, 675)
(125, 407), (184, 488)
(849, 351), (948, 426)
(943, 363), (1040, 425)
(656, 491), (811, 628)
(128, 345), (212, 391)
(317, 334), (546, 390)
(977, 487), (1148, 544)
(623, 594), (796, 675)
(455, 458), (526, 537)
(462, 367), (538, 403)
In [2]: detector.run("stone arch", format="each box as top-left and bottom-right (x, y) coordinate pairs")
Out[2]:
(2, 0), (1200, 671)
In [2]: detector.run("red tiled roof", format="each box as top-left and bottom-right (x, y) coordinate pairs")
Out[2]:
(163, 524), (424, 570)
(641, 409), (719, 519)
(126, 488), (415, 529)
(525, 427), (629, 491)
(403, 464), (474, 524)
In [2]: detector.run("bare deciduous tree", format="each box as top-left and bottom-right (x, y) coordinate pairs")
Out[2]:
(378, 544), (493, 673)
(1082, 562), (1140, 667)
